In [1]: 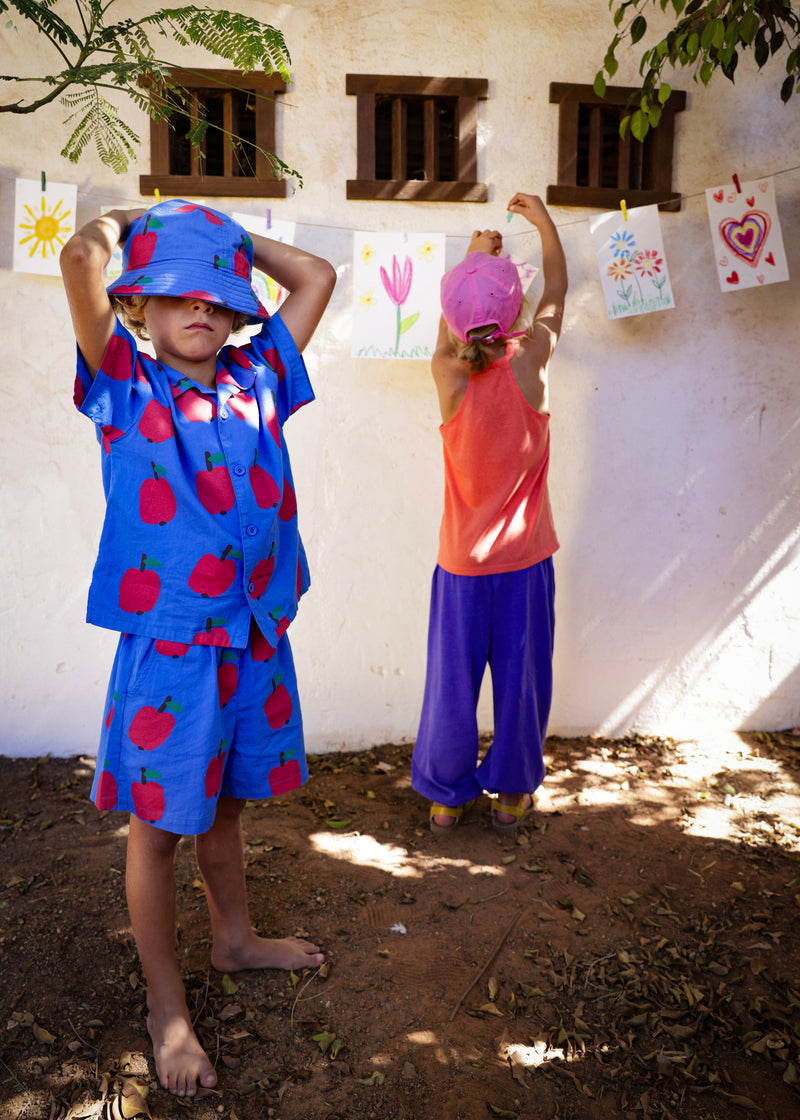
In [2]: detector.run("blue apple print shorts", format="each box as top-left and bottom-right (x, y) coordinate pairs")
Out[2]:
(91, 621), (306, 834)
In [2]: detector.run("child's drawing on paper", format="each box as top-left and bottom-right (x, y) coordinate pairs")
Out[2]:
(233, 212), (296, 316)
(705, 177), (789, 292)
(590, 204), (674, 320)
(353, 233), (445, 359)
(13, 178), (77, 277)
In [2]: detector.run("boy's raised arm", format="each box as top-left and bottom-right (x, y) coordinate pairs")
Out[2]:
(60, 209), (144, 379)
(250, 234), (336, 353)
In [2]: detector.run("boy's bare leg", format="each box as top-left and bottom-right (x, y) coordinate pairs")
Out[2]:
(126, 815), (217, 1097)
(196, 796), (324, 972)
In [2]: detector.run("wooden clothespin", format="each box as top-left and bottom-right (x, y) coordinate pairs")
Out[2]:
(732, 174), (741, 194)
(620, 199), (628, 221)
(40, 171), (46, 192)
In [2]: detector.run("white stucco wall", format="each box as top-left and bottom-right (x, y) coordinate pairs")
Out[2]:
(1, 1), (798, 759)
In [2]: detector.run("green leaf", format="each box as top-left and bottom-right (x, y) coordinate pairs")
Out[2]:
(399, 313), (419, 336)
(686, 30), (700, 60)
(326, 819), (353, 830)
(780, 74), (795, 101)
(630, 109), (650, 142)
(658, 82), (672, 104)
(630, 15), (647, 44)
(739, 10), (760, 46)
(593, 71), (607, 98)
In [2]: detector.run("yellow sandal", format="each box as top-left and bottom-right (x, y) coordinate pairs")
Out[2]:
(429, 801), (464, 834)
(491, 793), (535, 833)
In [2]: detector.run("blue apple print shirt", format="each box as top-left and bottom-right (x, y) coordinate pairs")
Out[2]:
(74, 314), (313, 650)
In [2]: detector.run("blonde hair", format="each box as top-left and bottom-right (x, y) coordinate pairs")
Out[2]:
(449, 294), (534, 373)
(111, 294), (250, 341)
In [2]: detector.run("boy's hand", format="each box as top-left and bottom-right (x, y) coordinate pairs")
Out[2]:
(506, 193), (549, 228)
(466, 229), (503, 256)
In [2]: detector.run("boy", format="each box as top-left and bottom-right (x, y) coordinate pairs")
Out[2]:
(59, 199), (336, 1097)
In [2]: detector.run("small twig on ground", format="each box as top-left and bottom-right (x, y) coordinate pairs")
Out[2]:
(468, 887), (509, 906)
(290, 966), (324, 1025)
(449, 910), (520, 1022)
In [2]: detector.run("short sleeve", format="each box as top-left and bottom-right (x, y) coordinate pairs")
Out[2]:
(246, 313), (314, 424)
(75, 320), (152, 434)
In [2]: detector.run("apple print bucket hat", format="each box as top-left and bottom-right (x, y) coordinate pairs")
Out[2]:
(107, 198), (268, 320)
(440, 251), (523, 343)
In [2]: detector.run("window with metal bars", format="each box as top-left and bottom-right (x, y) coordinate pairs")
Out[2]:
(547, 82), (686, 212)
(346, 74), (488, 202)
(140, 68), (287, 199)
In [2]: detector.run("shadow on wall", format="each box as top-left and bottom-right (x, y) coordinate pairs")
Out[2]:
(552, 204), (800, 737)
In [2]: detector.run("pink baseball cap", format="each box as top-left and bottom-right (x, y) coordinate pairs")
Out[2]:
(440, 252), (523, 343)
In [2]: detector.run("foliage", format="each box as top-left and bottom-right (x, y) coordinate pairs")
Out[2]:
(595, 0), (800, 141)
(0, 0), (299, 181)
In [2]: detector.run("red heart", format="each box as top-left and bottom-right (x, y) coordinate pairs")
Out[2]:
(766, 252), (775, 266)
(746, 196), (755, 206)
(726, 271), (739, 285)
(713, 189), (724, 203)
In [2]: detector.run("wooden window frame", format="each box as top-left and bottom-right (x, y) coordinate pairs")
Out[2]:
(140, 68), (287, 198)
(547, 82), (686, 212)
(346, 74), (488, 202)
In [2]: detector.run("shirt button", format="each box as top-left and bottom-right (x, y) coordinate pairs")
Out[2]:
(234, 464), (246, 476)
(245, 524), (258, 537)
(219, 408), (228, 420)
(248, 582), (255, 594)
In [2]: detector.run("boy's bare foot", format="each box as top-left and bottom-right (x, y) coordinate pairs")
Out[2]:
(211, 933), (323, 974)
(147, 1005), (217, 1097)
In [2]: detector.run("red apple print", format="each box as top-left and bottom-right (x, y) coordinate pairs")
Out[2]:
(189, 543), (240, 598)
(250, 619), (276, 662)
(263, 391), (281, 447)
(105, 690), (121, 730)
(127, 214), (162, 269)
(248, 544), (276, 600)
(249, 451), (280, 509)
(73, 376), (86, 408)
(179, 289), (219, 303)
(138, 399), (174, 443)
(234, 234), (252, 277)
(173, 382), (217, 422)
(119, 554), (162, 615)
(132, 768), (165, 823)
(155, 639), (190, 657)
(103, 333), (135, 381)
(129, 694), (183, 751)
(268, 751), (302, 795)
(227, 392), (258, 424)
(197, 450), (235, 515)
(296, 559), (303, 599)
(175, 204), (225, 226)
(270, 608), (290, 640)
(263, 347), (287, 382)
(264, 674), (293, 730)
(96, 764), (119, 811)
(228, 348), (252, 372)
(101, 425), (124, 454)
(193, 617), (231, 647)
(139, 462), (177, 525)
(217, 654), (239, 708)
(205, 740), (229, 798)
(279, 480), (296, 522)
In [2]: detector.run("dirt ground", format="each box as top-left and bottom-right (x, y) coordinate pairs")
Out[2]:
(2, 730), (800, 1120)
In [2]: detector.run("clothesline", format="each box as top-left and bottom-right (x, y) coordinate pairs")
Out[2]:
(1, 162), (798, 240)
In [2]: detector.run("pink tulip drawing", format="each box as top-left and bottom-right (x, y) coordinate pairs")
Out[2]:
(380, 255), (418, 354)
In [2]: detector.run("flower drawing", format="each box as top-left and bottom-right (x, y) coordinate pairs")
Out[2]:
(418, 241), (437, 261)
(359, 288), (377, 310)
(379, 254), (418, 354)
(607, 257), (632, 282)
(609, 229), (636, 258)
(633, 249), (663, 277)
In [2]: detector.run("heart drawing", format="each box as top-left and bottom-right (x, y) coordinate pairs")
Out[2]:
(719, 210), (771, 268)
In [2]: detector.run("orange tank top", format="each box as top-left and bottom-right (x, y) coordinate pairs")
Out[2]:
(437, 351), (559, 575)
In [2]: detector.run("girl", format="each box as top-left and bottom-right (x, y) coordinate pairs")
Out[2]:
(411, 192), (568, 834)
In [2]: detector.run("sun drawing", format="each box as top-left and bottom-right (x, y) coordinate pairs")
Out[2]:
(18, 196), (72, 260)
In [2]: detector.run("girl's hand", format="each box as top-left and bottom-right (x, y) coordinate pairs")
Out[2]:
(466, 229), (503, 256)
(506, 193), (549, 227)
